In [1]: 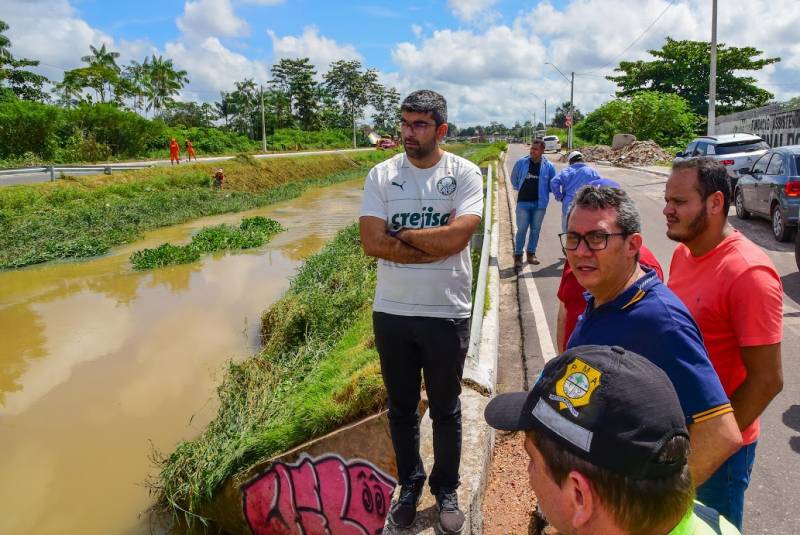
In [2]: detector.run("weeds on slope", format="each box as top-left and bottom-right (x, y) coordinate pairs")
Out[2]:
(153, 224), (385, 523)
(130, 216), (284, 270)
(0, 151), (394, 269)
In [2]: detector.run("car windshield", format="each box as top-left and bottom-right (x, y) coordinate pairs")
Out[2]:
(544, 136), (557, 141)
(715, 140), (769, 155)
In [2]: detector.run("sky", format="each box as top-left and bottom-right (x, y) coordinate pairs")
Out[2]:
(3, 0), (800, 126)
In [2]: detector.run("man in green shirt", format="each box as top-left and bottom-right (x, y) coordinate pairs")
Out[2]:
(484, 345), (740, 535)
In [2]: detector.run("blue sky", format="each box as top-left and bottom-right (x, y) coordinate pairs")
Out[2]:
(4, 0), (799, 125)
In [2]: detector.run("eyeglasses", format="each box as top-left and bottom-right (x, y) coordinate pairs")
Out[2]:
(399, 120), (437, 134)
(559, 231), (629, 251)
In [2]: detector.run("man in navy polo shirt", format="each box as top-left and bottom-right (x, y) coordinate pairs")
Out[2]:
(563, 184), (743, 488)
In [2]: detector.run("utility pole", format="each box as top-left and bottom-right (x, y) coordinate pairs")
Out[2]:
(544, 99), (547, 135)
(260, 85), (267, 153)
(569, 71), (575, 150)
(707, 0), (718, 136)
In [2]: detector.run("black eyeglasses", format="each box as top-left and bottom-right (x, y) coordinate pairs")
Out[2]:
(559, 231), (629, 251)
(399, 121), (437, 134)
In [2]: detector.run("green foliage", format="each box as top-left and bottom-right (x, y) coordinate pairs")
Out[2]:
(0, 20), (49, 102)
(0, 151), (390, 268)
(0, 97), (64, 159)
(130, 216), (284, 270)
(608, 37), (780, 117)
(267, 128), (368, 150)
(448, 141), (507, 166)
(576, 91), (699, 147)
(154, 224), (384, 519)
(552, 101), (585, 128)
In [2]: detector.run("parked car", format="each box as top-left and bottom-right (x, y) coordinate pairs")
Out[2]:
(542, 135), (561, 152)
(675, 133), (769, 192)
(734, 145), (800, 242)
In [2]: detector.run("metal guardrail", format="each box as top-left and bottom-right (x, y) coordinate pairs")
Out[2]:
(467, 161), (494, 361)
(0, 164), (154, 181)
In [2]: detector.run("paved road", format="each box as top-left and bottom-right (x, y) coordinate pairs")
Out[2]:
(504, 144), (799, 534)
(0, 147), (374, 187)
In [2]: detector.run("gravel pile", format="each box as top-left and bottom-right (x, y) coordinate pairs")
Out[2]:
(560, 140), (672, 167)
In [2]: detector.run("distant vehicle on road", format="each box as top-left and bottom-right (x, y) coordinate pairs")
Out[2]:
(376, 137), (398, 150)
(734, 145), (800, 242)
(675, 133), (769, 192)
(542, 135), (561, 152)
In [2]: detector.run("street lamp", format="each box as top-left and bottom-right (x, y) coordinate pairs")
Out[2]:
(546, 62), (575, 149)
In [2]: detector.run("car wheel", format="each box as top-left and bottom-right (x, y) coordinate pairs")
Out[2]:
(771, 204), (794, 242)
(735, 189), (751, 219)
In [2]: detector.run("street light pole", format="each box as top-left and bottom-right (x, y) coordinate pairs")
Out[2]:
(546, 62), (575, 149)
(707, 0), (718, 136)
(260, 85), (267, 153)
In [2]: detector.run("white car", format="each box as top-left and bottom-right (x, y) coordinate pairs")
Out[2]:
(542, 135), (561, 152)
(675, 133), (769, 191)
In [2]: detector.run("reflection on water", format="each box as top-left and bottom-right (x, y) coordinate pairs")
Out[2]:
(0, 179), (365, 534)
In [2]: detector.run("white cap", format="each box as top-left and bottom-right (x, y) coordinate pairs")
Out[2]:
(568, 151), (583, 163)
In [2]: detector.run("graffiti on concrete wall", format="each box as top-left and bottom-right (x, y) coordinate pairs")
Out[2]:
(717, 104), (800, 148)
(242, 453), (397, 535)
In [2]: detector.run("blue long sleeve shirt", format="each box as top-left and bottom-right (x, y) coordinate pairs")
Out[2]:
(550, 162), (601, 214)
(510, 155), (557, 209)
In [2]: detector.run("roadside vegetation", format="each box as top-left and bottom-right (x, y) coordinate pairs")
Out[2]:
(0, 151), (394, 269)
(153, 223), (384, 521)
(130, 216), (283, 270)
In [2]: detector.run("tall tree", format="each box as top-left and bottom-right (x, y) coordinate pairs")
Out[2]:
(370, 86), (400, 135)
(323, 60), (380, 147)
(143, 55), (189, 117)
(0, 20), (49, 102)
(122, 60), (149, 113)
(607, 37), (780, 117)
(270, 58), (319, 130)
(79, 43), (122, 102)
(552, 101), (584, 128)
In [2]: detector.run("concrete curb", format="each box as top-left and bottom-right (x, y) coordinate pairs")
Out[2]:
(383, 156), (503, 535)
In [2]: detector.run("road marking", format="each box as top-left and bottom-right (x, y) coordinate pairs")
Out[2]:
(521, 265), (558, 362)
(503, 152), (558, 364)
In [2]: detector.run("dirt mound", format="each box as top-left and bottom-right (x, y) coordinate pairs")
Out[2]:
(561, 141), (672, 167)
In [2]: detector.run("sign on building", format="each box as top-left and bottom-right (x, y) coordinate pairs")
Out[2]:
(716, 102), (800, 148)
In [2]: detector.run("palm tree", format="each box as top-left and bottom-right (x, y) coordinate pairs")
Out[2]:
(122, 60), (149, 113)
(80, 44), (121, 102)
(143, 55), (189, 117)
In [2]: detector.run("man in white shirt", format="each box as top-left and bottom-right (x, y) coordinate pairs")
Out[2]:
(359, 90), (483, 534)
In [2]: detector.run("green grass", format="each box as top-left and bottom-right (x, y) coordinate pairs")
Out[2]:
(0, 150), (395, 269)
(153, 224), (384, 523)
(130, 216), (284, 270)
(447, 141), (507, 166)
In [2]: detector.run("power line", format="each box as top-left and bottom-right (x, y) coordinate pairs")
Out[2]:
(584, 0), (675, 75)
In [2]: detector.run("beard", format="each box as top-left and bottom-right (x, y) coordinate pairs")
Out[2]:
(403, 135), (438, 160)
(668, 207), (709, 243)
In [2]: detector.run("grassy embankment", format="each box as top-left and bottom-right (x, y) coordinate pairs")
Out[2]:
(153, 142), (506, 525)
(0, 151), (394, 269)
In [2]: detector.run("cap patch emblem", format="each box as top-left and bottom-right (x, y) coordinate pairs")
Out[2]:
(549, 358), (601, 417)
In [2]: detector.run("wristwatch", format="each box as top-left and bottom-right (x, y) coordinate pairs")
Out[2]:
(388, 223), (403, 237)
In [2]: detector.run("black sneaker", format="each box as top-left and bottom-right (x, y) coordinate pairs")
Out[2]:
(389, 484), (423, 528)
(436, 492), (465, 534)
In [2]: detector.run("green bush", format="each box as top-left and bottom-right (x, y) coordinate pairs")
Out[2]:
(267, 128), (369, 150)
(576, 91), (699, 147)
(0, 98), (65, 160)
(149, 125), (258, 156)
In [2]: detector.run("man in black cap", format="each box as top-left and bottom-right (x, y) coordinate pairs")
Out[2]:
(484, 345), (740, 535)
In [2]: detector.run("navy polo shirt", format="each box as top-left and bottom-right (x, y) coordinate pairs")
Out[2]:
(568, 269), (732, 425)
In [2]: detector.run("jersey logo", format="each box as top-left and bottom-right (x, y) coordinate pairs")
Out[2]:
(391, 180), (406, 191)
(436, 176), (457, 196)
(549, 358), (601, 417)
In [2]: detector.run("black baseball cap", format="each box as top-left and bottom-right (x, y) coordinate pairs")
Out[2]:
(484, 345), (689, 480)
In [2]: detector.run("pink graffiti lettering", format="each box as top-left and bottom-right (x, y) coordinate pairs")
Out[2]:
(243, 453), (397, 535)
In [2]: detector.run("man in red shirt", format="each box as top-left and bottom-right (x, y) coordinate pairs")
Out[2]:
(664, 157), (784, 530)
(555, 178), (665, 351)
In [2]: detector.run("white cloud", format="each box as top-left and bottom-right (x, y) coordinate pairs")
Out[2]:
(411, 24), (423, 39)
(239, 0), (285, 4)
(177, 0), (249, 39)
(447, 0), (498, 23)
(268, 25), (362, 74)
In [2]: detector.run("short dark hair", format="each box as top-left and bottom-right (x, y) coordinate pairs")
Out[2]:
(529, 430), (694, 534)
(401, 90), (447, 125)
(672, 157), (731, 215)
(531, 138), (546, 149)
(568, 185), (642, 235)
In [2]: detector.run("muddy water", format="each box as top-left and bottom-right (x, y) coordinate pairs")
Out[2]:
(0, 179), (365, 534)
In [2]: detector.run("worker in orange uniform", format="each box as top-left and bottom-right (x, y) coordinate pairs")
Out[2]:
(184, 138), (196, 162)
(169, 138), (180, 165)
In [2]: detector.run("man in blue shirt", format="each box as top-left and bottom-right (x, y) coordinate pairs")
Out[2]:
(563, 184), (744, 492)
(550, 151), (601, 232)
(510, 139), (557, 268)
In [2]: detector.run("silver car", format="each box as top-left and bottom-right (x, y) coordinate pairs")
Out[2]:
(542, 135), (561, 152)
(675, 133), (769, 192)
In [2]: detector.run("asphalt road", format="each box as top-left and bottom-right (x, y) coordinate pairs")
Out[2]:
(504, 143), (799, 534)
(0, 147), (374, 187)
